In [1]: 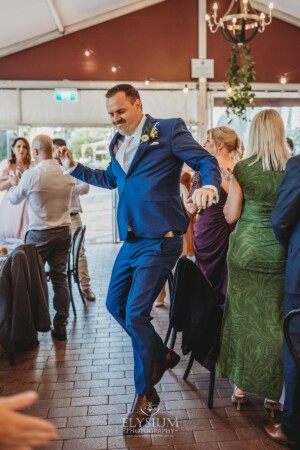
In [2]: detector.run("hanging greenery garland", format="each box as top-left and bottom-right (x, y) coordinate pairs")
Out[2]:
(224, 44), (256, 122)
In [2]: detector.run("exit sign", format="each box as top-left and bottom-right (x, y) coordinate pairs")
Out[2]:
(55, 89), (78, 102)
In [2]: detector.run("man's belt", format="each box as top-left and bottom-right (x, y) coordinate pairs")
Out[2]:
(126, 230), (182, 241)
(163, 231), (183, 238)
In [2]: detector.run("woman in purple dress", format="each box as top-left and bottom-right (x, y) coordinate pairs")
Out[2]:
(187, 127), (241, 303)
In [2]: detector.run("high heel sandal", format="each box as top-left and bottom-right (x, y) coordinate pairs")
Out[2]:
(231, 387), (247, 411)
(264, 398), (283, 418)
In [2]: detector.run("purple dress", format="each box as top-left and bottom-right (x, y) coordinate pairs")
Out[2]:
(190, 172), (235, 302)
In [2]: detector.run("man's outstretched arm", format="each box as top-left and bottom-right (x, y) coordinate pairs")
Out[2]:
(58, 146), (117, 190)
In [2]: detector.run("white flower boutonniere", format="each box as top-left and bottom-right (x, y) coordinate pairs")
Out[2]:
(140, 122), (159, 143)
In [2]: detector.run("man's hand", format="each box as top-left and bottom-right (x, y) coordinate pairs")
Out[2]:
(0, 391), (57, 449)
(55, 146), (75, 170)
(191, 187), (217, 211)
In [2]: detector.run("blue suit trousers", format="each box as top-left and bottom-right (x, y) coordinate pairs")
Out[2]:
(106, 236), (182, 395)
(282, 293), (300, 443)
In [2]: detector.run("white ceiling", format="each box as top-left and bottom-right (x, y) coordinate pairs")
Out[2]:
(253, 0), (300, 24)
(0, 0), (167, 57)
(0, 0), (299, 58)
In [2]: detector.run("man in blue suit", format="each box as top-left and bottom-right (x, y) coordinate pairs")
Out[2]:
(266, 154), (300, 446)
(59, 84), (221, 433)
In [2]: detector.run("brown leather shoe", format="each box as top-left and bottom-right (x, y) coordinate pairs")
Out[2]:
(51, 329), (67, 341)
(152, 348), (180, 385)
(82, 288), (96, 301)
(263, 421), (295, 447)
(123, 387), (160, 434)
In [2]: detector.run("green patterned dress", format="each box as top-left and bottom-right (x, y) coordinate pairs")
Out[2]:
(217, 156), (286, 401)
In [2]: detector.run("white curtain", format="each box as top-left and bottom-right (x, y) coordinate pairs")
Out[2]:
(0, 88), (198, 127)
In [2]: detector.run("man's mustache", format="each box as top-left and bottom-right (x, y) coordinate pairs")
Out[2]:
(114, 119), (126, 126)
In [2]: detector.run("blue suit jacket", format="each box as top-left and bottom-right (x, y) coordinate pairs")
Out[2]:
(271, 155), (300, 294)
(72, 115), (221, 240)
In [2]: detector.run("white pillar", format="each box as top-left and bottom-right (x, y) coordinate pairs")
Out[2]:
(198, 0), (208, 144)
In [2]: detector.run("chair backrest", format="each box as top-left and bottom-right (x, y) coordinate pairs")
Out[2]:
(0, 248), (25, 343)
(284, 309), (300, 375)
(170, 257), (219, 329)
(170, 256), (223, 369)
(0, 243), (50, 344)
(71, 225), (86, 273)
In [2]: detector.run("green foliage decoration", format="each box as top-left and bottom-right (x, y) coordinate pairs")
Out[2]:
(0, 131), (7, 160)
(67, 128), (110, 158)
(224, 44), (256, 122)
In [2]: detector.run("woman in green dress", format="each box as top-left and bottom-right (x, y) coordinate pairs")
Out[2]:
(217, 109), (290, 412)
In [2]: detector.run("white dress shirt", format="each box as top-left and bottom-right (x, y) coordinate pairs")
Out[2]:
(8, 159), (75, 230)
(70, 179), (89, 214)
(115, 115), (147, 172)
(61, 166), (89, 213)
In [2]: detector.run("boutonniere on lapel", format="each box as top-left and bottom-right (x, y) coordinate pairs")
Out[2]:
(140, 122), (159, 143)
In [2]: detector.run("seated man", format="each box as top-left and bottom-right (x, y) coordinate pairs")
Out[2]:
(8, 134), (75, 341)
(53, 138), (96, 302)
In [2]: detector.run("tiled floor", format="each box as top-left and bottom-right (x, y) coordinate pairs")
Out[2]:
(0, 242), (284, 449)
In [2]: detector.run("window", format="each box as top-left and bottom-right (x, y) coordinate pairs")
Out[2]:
(212, 106), (300, 154)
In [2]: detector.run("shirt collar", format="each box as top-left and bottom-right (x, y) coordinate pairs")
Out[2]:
(35, 159), (60, 168)
(130, 115), (147, 140)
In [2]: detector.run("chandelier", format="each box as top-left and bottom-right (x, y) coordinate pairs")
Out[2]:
(205, 0), (273, 45)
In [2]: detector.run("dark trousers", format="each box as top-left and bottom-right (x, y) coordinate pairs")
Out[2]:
(282, 293), (300, 443)
(106, 236), (182, 395)
(26, 227), (72, 335)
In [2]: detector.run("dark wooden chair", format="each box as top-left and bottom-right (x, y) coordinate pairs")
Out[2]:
(0, 244), (50, 365)
(45, 225), (87, 316)
(67, 225), (87, 316)
(164, 256), (223, 408)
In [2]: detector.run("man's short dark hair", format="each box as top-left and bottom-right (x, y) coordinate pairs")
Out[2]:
(53, 138), (66, 146)
(105, 84), (141, 103)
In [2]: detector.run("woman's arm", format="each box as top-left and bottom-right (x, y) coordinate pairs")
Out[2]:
(0, 160), (13, 191)
(224, 175), (243, 224)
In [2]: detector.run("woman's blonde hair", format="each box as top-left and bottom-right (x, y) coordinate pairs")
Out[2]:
(208, 126), (241, 155)
(244, 109), (290, 171)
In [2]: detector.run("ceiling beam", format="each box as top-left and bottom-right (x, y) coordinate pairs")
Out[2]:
(46, 0), (65, 34)
(0, 79), (197, 90)
(0, 80), (300, 93)
(65, 0), (168, 34)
